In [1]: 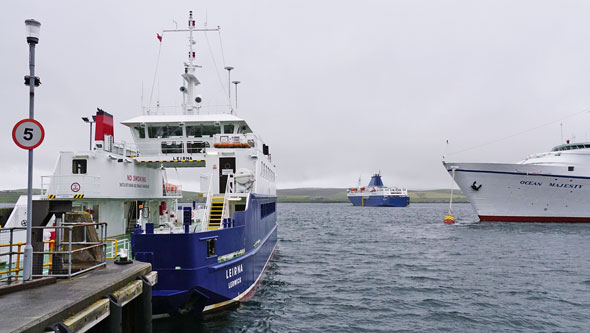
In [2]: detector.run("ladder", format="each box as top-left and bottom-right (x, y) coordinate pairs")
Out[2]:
(207, 195), (225, 230)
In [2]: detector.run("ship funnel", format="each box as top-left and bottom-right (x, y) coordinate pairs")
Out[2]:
(94, 108), (114, 148)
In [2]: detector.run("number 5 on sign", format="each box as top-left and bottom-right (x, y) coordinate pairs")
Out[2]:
(12, 119), (45, 150)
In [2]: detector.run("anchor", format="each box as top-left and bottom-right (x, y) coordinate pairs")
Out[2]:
(471, 181), (482, 191)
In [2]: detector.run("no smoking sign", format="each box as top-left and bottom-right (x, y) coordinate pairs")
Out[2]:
(12, 119), (45, 150)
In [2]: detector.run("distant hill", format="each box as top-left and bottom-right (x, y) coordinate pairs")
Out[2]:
(277, 188), (467, 203)
(0, 189), (42, 203)
(0, 188), (468, 204)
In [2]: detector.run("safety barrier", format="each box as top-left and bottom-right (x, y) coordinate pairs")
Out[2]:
(0, 222), (107, 283)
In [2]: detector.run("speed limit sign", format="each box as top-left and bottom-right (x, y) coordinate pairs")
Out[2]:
(12, 119), (45, 150)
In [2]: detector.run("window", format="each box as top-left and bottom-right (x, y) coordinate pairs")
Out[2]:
(186, 125), (202, 138)
(223, 124), (235, 134)
(161, 142), (183, 154)
(568, 166), (575, 171)
(72, 159), (87, 174)
(167, 126), (183, 138)
(134, 126), (145, 139)
(201, 123), (221, 137)
(207, 238), (216, 257)
(187, 141), (208, 153)
(148, 125), (183, 138)
(148, 125), (165, 138)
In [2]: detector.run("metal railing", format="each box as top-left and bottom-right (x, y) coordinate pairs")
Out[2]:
(0, 222), (107, 283)
(221, 173), (236, 223)
(200, 174), (215, 233)
(106, 237), (131, 260)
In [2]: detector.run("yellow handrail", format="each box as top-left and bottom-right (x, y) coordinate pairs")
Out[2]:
(0, 240), (56, 279)
(106, 238), (118, 260)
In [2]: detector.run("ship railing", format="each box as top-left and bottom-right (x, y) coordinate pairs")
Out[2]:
(220, 173), (236, 227)
(41, 175), (101, 197)
(109, 141), (138, 157)
(133, 142), (210, 157)
(105, 237), (131, 260)
(200, 174), (215, 233)
(213, 133), (256, 149)
(0, 222), (107, 283)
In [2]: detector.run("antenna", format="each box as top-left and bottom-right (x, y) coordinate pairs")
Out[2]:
(560, 122), (563, 143)
(161, 11), (220, 115)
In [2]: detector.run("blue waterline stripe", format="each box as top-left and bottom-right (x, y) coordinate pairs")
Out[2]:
(448, 168), (590, 180)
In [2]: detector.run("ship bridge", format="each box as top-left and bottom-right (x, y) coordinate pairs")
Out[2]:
(121, 114), (257, 167)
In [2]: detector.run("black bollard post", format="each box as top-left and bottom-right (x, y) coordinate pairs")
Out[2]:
(135, 272), (156, 333)
(105, 295), (122, 333)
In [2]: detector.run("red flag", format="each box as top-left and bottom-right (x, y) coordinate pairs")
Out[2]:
(156, 33), (162, 42)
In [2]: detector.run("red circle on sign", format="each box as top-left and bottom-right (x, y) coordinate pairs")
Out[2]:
(71, 182), (81, 192)
(12, 119), (45, 150)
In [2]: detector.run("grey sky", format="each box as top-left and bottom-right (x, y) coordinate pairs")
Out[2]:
(3, 1), (590, 191)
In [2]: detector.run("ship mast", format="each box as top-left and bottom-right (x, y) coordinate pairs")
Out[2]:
(161, 11), (220, 115)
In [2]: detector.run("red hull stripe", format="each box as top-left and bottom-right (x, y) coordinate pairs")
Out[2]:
(479, 215), (590, 223)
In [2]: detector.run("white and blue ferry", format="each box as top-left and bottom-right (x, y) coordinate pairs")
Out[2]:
(347, 173), (409, 207)
(130, 12), (277, 316)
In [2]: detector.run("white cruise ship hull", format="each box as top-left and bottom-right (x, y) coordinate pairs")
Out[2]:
(443, 162), (590, 222)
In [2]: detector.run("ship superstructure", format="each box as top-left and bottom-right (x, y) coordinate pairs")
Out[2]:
(444, 141), (590, 222)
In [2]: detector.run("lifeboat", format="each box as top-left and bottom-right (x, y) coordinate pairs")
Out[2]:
(232, 142), (242, 148)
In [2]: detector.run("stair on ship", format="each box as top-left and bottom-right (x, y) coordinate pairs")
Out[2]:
(208, 195), (225, 230)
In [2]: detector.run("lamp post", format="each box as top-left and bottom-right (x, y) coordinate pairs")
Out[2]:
(82, 116), (96, 150)
(23, 18), (41, 281)
(232, 81), (240, 110)
(224, 66), (234, 112)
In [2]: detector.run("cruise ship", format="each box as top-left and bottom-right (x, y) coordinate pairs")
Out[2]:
(129, 12), (277, 316)
(347, 173), (409, 207)
(444, 140), (590, 222)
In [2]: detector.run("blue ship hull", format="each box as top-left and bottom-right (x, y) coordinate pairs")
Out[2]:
(348, 195), (410, 207)
(132, 194), (277, 316)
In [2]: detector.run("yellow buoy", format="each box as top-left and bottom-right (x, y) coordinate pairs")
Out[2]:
(443, 215), (455, 224)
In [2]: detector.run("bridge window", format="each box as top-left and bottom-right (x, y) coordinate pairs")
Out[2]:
(186, 125), (202, 138)
(148, 125), (183, 138)
(72, 159), (87, 174)
(134, 126), (145, 139)
(201, 123), (221, 137)
(223, 124), (235, 134)
(161, 142), (183, 154)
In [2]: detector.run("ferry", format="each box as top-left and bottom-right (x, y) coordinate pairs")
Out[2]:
(347, 173), (409, 207)
(3, 108), (180, 254)
(444, 140), (590, 222)
(129, 12), (277, 316)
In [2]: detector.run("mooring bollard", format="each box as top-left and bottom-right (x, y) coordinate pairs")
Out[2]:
(135, 271), (157, 333)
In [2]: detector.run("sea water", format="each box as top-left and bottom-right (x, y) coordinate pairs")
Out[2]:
(155, 203), (590, 332)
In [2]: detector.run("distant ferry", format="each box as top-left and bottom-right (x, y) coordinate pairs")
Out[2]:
(347, 173), (409, 207)
(444, 140), (590, 222)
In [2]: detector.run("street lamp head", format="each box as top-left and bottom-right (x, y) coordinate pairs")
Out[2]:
(224, 66), (234, 71)
(82, 117), (90, 123)
(232, 81), (241, 85)
(25, 19), (41, 44)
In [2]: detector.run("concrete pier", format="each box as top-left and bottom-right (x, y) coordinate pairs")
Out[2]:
(0, 260), (154, 333)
